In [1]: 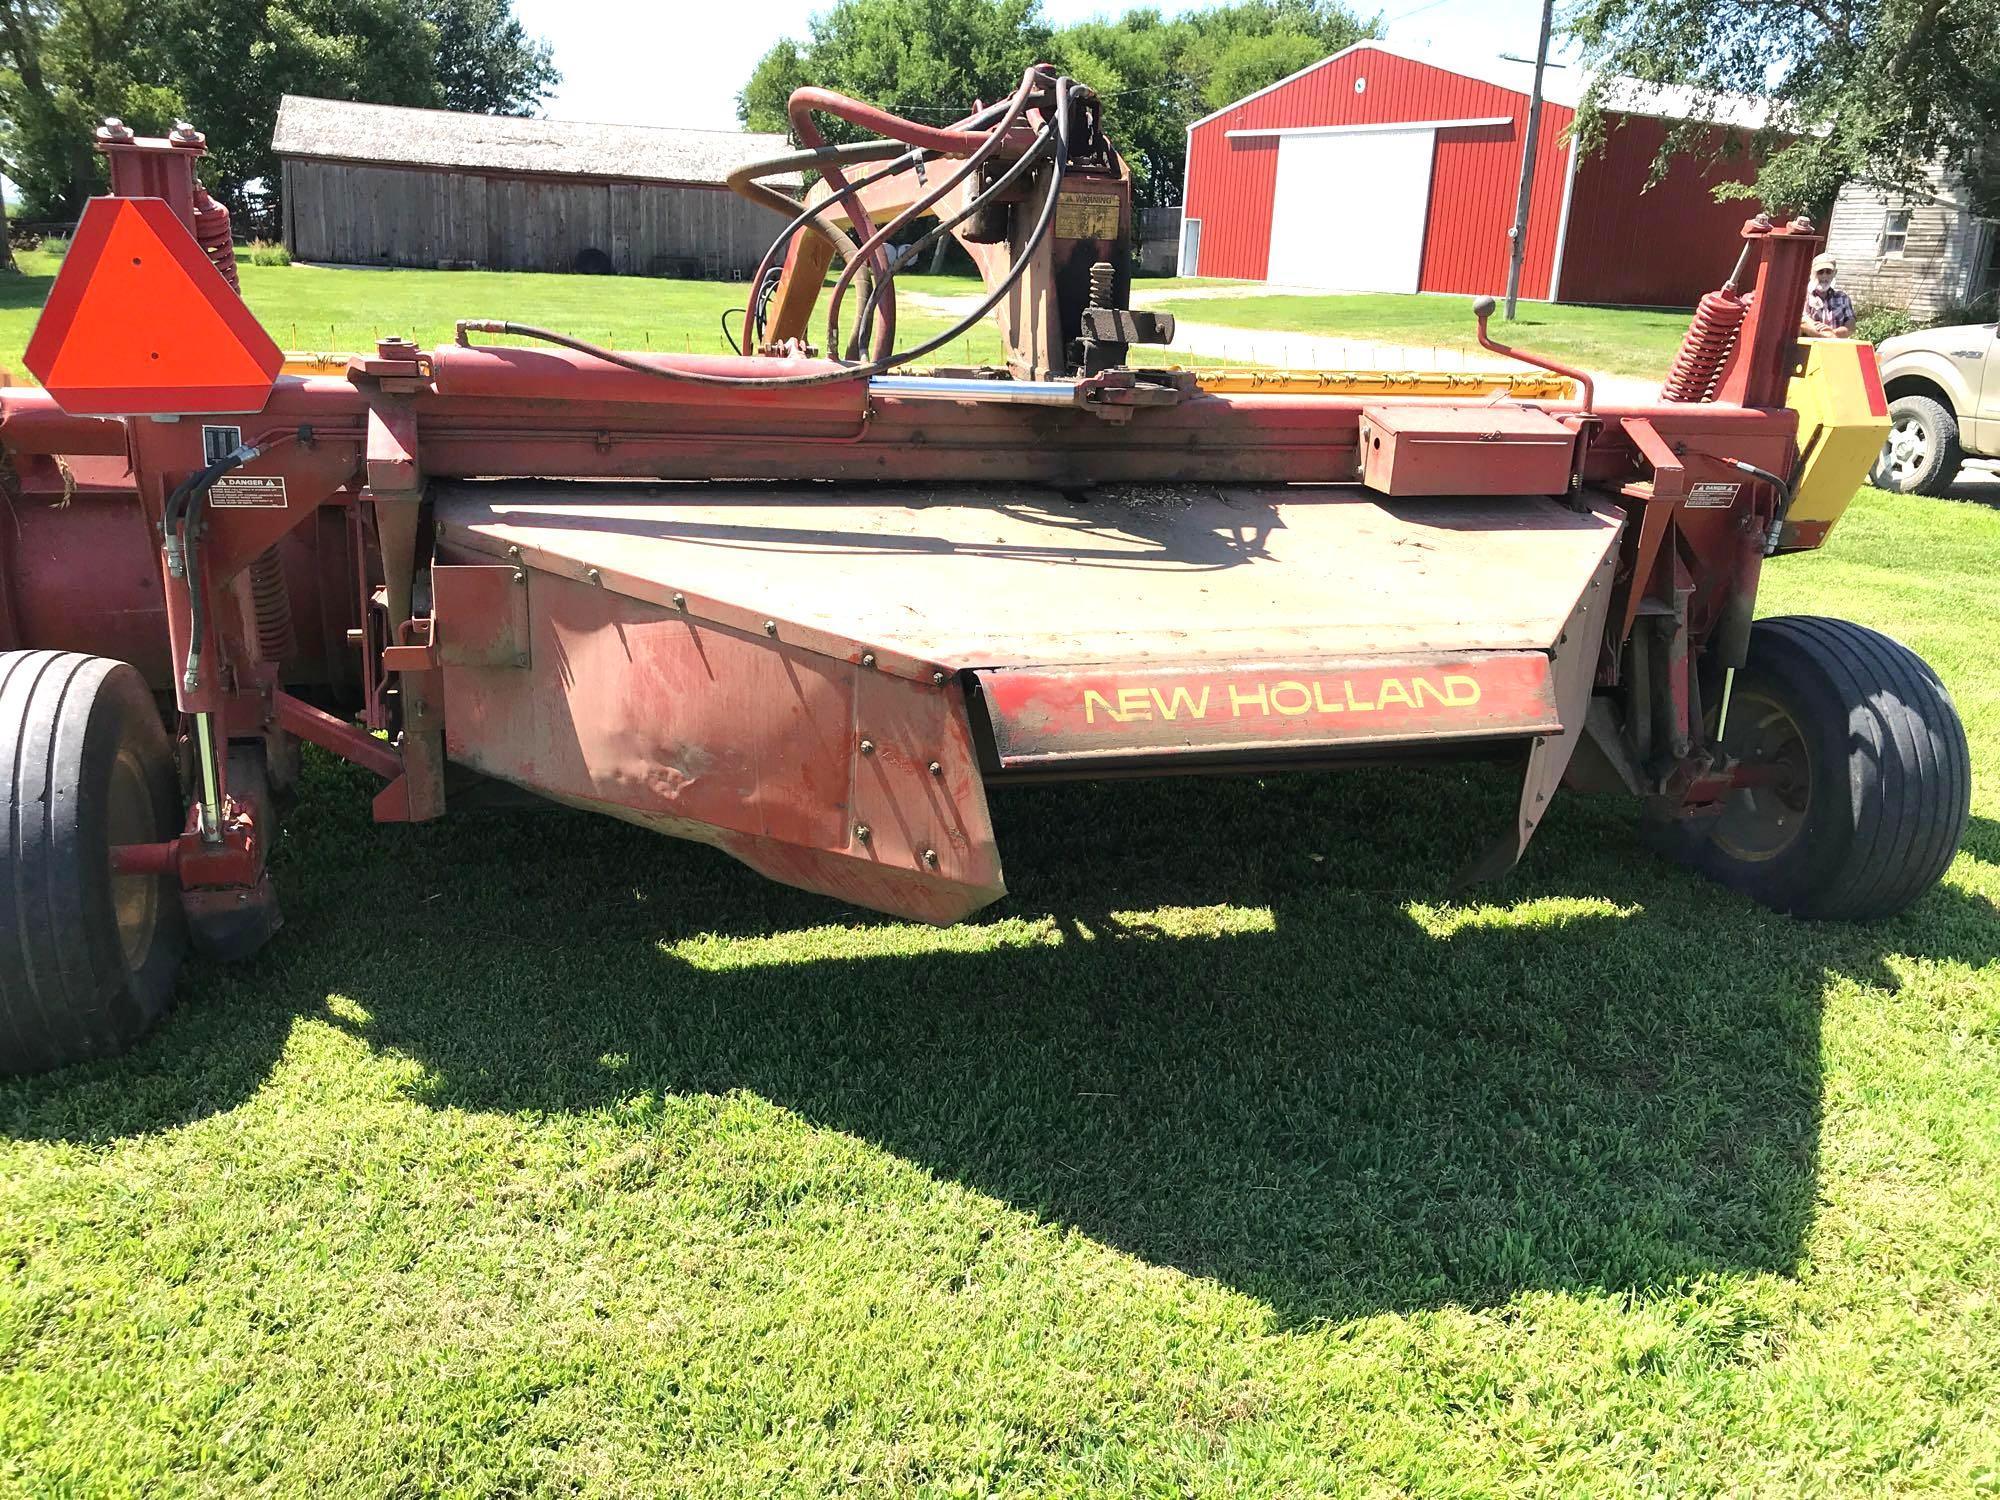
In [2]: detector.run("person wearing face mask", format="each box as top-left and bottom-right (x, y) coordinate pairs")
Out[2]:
(1802, 254), (1855, 338)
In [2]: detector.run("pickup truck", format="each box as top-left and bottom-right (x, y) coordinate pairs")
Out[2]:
(1867, 320), (1999, 493)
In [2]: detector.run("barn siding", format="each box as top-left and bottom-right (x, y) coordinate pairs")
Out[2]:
(1824, 162), (1993, 322)
(1555, 116), (1761, 307)
(1181, 46), (1573, 296)
(282, 158), (783, 276)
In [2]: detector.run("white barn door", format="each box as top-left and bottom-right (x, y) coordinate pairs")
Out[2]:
(1265, 127), (1436, 292)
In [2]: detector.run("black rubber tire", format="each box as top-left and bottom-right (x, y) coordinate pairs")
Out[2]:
(1682, 617), (1970, 920)
(0, 651), (188, 1075)
(1868, 394), (1962, 496)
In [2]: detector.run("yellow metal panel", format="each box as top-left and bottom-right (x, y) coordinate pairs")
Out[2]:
(1783, 339), (1891, 544)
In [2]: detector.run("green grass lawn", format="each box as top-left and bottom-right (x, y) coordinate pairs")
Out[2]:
(0, 251), (1681, 383)
(0, 250), (1011, 373)
(0, 482), (1995, 1493)
(0, 250), (1996, 1493)
(1150, 290), (1696, 378)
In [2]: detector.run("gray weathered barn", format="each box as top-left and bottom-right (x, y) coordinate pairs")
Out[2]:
(271, 96), (798, 277)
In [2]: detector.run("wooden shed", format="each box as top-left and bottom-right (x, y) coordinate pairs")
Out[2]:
(271, 96), (798, 277)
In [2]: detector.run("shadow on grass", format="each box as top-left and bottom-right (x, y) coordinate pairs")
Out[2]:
(6, 760), (1996, 1325)
(1942, 468), (2000, 508)
(0, 272), (57, 313)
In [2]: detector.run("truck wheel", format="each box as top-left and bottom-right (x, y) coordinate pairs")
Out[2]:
(1868, 394), (1962, 495)
(1683, 617), (1969, 920)
(0, 652), (188, 1075)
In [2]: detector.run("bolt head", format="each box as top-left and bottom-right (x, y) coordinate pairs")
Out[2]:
(922, 848), (939, 868)
(861, 651), (876, 668)
(507, 545), (522, 559)
(854, 823), (871, 843)
(932, 670), (947, 687)
(764, 620), (778, 636)
(586, 567), (602, 584)
(859, 738), (875, 755)
(672, 593), (686, 610)
(928, 760), (943, 777)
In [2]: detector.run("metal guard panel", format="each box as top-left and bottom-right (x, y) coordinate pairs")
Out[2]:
(979, 652), (1558, 767)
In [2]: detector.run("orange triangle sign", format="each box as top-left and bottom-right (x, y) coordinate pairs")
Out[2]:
(24, 197), (283, 416)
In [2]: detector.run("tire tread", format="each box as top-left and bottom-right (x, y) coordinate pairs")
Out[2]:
(1749, 616), (1969, 919)
(0, 651), (183, 1074)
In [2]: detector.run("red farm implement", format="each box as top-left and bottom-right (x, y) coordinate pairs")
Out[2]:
(0, 74), (1970, 1073)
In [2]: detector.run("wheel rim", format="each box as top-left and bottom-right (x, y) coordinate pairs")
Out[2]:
(1712, 689), (1813, 862)
(1877, 414), (1932, 484)
(105, 745), (161, 972)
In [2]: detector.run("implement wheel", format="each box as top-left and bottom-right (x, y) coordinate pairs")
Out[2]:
(1681, 617), (1969, 920)
(0, 652), (187, 1075)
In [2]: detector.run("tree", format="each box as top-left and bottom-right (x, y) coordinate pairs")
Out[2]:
(1180, 0), (1382, 111)
(0, 0), (560, 220)
(157, 0), (442, 211)
(0, 0), (179, 217)
(427, 0), (557, 114)
(740, 0), (1052, 139)
(1566, 0), (2000, 217)
(1054, 2), (1379, 205)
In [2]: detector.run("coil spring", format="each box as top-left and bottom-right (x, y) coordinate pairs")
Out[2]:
(192, 183), (239, 292)
(248, 547), (296, 666)
(1660, 287), (1748, 403)
(1087, 259), (1115, 309)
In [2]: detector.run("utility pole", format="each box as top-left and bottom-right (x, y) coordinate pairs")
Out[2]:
(1503, 0), (1556, 321)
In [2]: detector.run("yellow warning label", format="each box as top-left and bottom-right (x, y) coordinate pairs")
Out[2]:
(1055, 192), (1121, 240)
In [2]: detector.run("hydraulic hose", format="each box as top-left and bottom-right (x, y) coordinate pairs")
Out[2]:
(1734, 458), (1797, 554)
(823, 66), (1047, 360)
(166, 432), (305, 691)
(457, 75), (1076, 391)
(850, 123), (1058, 350)
(727, 93), (1025, 359)
(728, 138), (921, 351)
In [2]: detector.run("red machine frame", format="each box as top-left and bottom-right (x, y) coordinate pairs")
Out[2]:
(0, 83), (1884, 950)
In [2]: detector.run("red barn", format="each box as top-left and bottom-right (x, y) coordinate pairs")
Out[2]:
(1179, 41), (1766, 307)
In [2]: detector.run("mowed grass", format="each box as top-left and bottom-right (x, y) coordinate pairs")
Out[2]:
(0, 250), (1678, 380)
(0, 484), (1994, 1493)
(0, 248), (1010, 372)
(0, 246), (1996, 1492)
(1150, 289), (1697, 378)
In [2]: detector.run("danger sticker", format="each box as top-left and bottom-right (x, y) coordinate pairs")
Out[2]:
(1055, 192), (1121, 240)
(1685, 481), (1741, 509)
(208, 474), (288, 509)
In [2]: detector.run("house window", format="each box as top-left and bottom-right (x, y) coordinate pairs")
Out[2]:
(1881, 209), (1911, 257)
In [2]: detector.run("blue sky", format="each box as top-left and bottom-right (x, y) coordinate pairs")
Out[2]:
(509, 0), (1580, 131)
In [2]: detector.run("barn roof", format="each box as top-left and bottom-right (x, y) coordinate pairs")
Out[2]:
(1189, 41), (1771, 133)
(271, 96), (802, 188)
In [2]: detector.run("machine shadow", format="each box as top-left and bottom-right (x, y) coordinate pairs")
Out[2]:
(7, 759), (1996, 1326)
(1961, 813), (2000, 866)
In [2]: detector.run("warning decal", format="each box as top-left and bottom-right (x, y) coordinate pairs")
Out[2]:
(1055, 192), (1121, 240)
(1686, 481), (1742, 509)
(209, 473), (288, 509)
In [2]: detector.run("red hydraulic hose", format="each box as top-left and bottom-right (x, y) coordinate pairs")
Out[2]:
(823, 66), (1047, 359)
(785, 84), (1032, 362)
(785, 87), (1001, 158)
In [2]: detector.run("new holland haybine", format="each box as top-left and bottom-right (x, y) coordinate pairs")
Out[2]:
(0, 70), (1970, 1073)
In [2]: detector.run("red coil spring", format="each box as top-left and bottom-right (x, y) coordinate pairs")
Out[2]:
(192, 183), (239, 292)
(247, 547), (295, 666)
(1660, 287), (1747, 403)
